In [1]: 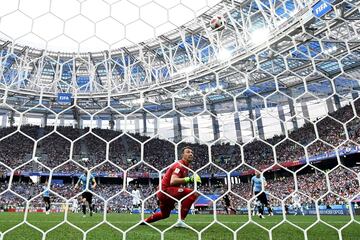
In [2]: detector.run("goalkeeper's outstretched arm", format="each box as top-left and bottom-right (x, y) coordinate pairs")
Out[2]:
(170, 173), (201, 186)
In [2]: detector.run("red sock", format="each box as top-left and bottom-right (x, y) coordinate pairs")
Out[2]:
(180, 194), (198, 220)
(145, 211), (171, 223)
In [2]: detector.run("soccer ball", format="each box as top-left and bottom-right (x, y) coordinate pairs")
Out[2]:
(210, 15), (226, 31)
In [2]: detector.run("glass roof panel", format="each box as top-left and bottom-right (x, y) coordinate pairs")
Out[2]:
(0, 0), (222, 52)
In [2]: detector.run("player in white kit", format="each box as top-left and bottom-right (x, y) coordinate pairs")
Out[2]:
(72, 198), (79, 213)
(190, 203), (196, 215)
(292, 193), (304, 216)
(131, 185), (142, 213)
(251, 198), (262, 216)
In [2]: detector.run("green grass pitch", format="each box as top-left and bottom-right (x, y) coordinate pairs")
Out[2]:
(0, 212), (359, 240)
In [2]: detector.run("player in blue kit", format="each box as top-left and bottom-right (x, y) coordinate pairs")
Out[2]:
(250, 172), (273, 219)
(74, 169), (97, 217)
(43, 180), (51, 215)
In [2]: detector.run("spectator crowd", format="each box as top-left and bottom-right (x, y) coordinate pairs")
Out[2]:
(0, 102), (360, 212)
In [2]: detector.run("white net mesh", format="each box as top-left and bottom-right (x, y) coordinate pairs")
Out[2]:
(0, 0), (360, 239)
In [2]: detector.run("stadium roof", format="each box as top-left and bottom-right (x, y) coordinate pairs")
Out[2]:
(0, 0), (359, 115)
(0, 0), (223, 52)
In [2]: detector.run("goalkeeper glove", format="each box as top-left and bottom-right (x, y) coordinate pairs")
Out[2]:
(184, 174), (201, 184)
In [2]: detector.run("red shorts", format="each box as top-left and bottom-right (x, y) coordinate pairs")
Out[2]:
(157, 187), (196, 211)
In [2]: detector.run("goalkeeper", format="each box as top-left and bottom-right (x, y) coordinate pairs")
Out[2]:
(143, 147), (201, 227)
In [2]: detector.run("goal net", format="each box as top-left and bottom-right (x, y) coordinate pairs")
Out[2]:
(0, 0), (360, 239)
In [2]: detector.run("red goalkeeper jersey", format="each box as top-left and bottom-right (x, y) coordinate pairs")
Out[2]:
(161, 159), (189, 189)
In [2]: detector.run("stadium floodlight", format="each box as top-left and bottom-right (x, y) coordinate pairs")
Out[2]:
(134, 97), (145, 105)
(176, 65), (197, 75)
(250, 27), (270, 45)
(217, 48), (232, 61)
(323, 46), (337, 54)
